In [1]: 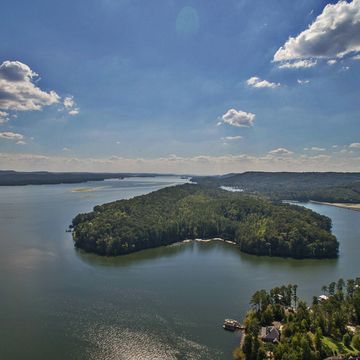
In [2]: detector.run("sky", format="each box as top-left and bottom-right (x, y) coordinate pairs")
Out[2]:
(0, 0), (360, 174)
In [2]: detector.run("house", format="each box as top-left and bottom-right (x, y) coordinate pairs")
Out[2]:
(260, 326), (280, 343)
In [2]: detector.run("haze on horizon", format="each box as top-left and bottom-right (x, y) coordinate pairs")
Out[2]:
(0, 0), (360, 175)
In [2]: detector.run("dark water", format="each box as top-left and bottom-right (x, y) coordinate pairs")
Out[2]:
(0, 178), (359, 359)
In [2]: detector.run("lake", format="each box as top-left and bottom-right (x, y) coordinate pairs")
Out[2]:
(0, 177), (359, 359)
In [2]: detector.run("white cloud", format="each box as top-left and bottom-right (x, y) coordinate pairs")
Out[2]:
(311, 147), (326, 151)
(63, 96), (75, 109)
(62, 95), (80, 116)
(327, 59), (337, 65)
(278, 59), (317, 69)
(0, 110), (9, 123)
(349, 142), (360, 148)
(268, 148), (293, 156)
(353, 54), (360, 60)
(0, 60), (60, 111)
(274, 0), (360, 65)
(68, 108), (80, 116)
(297, 79), (310, 85)
(62, 147), (71, 152)
(16, 140), (26, 145)
(0, 131), (24, 141)
(221, 108), (255, 127)
(246, 76), (280, 88)
(220, 136), (243, 141)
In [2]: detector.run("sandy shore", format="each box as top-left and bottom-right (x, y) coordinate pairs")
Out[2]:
(181, 238), (237, 245)
(71, 186), (107, 193)
(310, 201), (360, 211)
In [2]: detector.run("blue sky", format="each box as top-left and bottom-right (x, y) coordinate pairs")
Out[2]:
(0, 0), (359, 174)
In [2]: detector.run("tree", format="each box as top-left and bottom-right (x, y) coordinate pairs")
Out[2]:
(337, 278), (345, 293)
(352, 334), (360, 351)
(243, 335), (253, 359)
(343, 333), (351, 347)
(328, 282), (336, 296)
(292, 284), (298, 309)
(315, 327), (322, 352)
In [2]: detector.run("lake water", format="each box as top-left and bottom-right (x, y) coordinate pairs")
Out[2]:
(0, 177), (359, 360)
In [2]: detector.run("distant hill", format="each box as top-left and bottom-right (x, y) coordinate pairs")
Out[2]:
(192, 172), (360, 203)
(0, 170), (172, 186)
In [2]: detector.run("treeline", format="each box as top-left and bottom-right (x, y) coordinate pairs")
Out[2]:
(71, 184), (338, 259)
(234, 278), (360, 359)
(0, 170), (166, 186)
(192, 172), (360, 203)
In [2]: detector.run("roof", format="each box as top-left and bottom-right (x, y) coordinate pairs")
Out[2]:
(260, 326), (280, 342)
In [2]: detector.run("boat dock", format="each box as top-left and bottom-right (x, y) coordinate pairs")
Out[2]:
(222, 319), (245, 331)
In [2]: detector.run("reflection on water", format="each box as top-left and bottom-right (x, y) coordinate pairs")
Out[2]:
(0, 178), (359, 360)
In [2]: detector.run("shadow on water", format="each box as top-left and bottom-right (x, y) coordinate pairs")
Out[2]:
(75, 239), (338, 271)
(75, 241), (197, 268)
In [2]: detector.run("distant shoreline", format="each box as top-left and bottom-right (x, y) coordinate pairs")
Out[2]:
(310, 200), (360, 212)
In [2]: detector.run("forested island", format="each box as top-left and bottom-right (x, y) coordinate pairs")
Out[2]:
(192, 172), (360, 204)
(234, 278), (360, 359)
(71, 184), (338, 259)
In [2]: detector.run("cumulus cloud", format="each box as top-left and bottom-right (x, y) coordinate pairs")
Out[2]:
(0, 110), (9, 123)
(0, 60), (60, 111)
(310, 147), (326, 151)
(246, 76), (280, 88)
(274, 0), (360, 67)
(0, 131), (24, 142)
(327, 59), (337, 65)
(63, 96), (74, 109)
(63, 96), (80, 115)
(349, 142), (360, 148)
(278, 59), (317, 69)
(297, 79), (310, 85)
(220, 136), (243, 141)
(268, 148), (293, 156)
(221, 108), (255, 127)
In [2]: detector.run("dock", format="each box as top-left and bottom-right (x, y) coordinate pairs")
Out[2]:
(222, 319), (245, 331)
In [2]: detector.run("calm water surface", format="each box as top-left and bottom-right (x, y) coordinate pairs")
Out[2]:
(0, 177), (359, 359)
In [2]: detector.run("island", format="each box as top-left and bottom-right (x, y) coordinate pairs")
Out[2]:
(71, 184), (338, 259)
(233, 278), (360, 359)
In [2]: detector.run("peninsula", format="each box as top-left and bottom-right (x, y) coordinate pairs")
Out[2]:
(71, 184), (338, 259)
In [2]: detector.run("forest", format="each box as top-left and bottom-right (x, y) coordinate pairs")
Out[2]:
(71, 184), (338, 259)
(234, 278), (360, 359)
(192, 172), (360, 203)
(0, 170), (163, 186)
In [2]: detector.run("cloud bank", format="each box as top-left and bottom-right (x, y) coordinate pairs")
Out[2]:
(0, 150), (359, 174)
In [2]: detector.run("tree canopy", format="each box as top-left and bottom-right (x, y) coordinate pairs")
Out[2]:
(71, 184), (338, 258)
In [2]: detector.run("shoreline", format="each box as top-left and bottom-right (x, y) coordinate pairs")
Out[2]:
(310, 200), (360, 212)
(180, 238), (237, 245)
